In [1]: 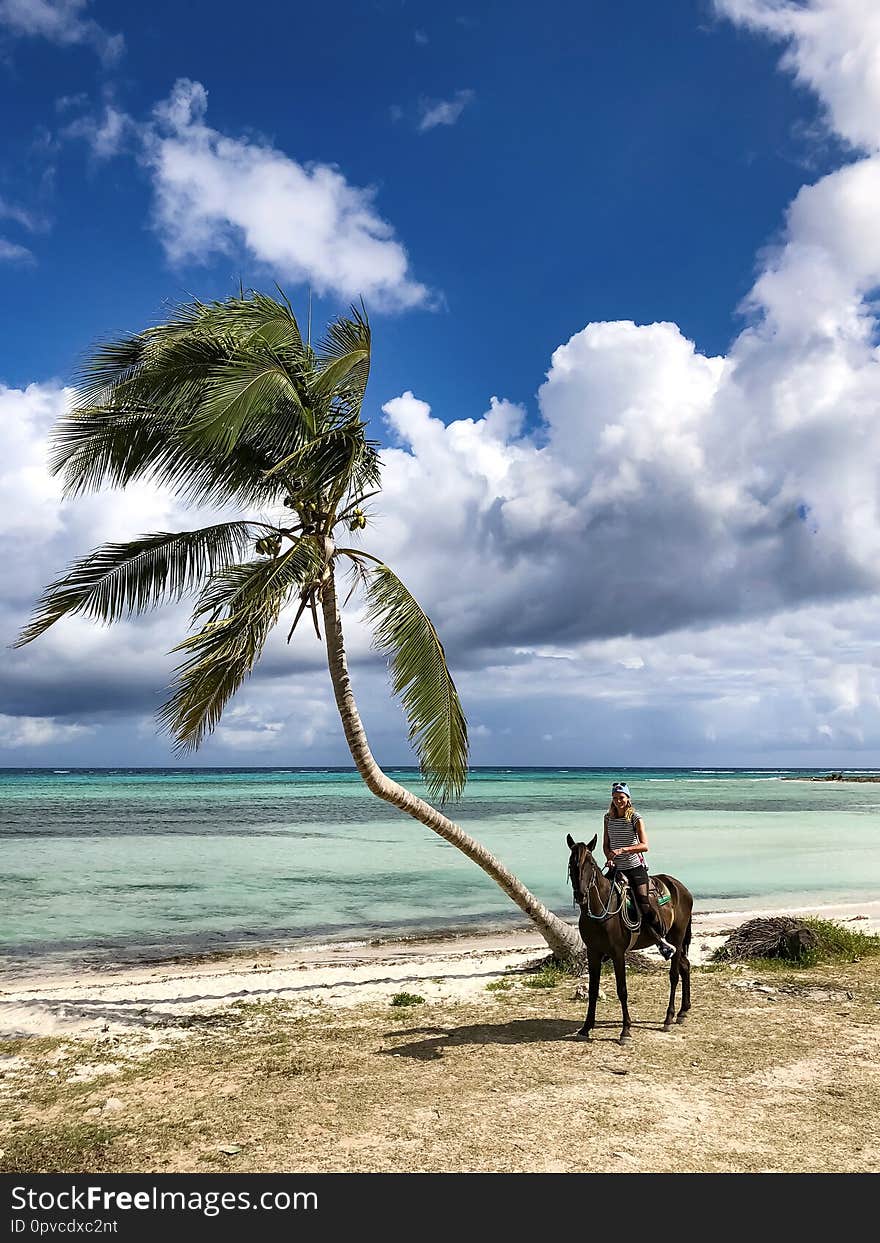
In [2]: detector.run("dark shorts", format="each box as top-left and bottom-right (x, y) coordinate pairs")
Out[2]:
(616, 865), (648, 888)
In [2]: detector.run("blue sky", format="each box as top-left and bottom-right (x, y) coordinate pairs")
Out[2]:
(1, 1), (842, 415)
(3, 0), (880, 769)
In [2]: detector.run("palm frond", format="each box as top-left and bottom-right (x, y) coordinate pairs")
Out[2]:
(68, 293), (319, 497)
(188, 289), (305, 356)
(14, 523), (258, 646)
(363, 564), (468, 802)
(159, 538), (326, 749)
(186, 350), (315, 456)
(314, 304), (371, 419)
(78, 295), (304, 404)
(50, 407), (286, 507)
(266, 423), (381, 514)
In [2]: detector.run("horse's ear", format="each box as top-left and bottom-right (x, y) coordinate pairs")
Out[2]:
(587, 834), (598, 852)
(566, 833), (576, 850)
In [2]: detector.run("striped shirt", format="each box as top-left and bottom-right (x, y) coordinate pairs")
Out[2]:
(605, 812), (645, 870)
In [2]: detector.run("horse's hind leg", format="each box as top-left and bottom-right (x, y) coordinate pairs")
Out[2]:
(576, 948), (603, 1040)
(676, 915), (692, 1024)
(676, 951), (691, 1024)
(663, 953), (680, 1031)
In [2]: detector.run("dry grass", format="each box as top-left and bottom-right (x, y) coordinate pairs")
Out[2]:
(2, 956), (879, 1174)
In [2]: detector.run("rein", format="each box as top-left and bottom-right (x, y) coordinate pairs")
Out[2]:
(571, 856), (624, 921)
(571, 854), (641, 931)
(583, 871), (626, 921)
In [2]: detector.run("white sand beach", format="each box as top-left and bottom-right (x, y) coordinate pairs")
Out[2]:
(2, 899), (878, 1042)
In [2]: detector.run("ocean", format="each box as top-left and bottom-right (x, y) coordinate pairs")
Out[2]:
(1, 766), (878, 974)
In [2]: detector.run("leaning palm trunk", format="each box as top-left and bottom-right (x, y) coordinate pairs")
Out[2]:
(320, 567), (584, 964)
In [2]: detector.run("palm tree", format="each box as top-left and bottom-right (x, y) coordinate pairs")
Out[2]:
(15, 291), (583, 963)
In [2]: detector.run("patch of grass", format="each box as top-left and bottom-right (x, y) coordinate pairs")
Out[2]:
(257, 1057), (311, 1077)
(0, 1123), (123, 1174)
(485, 979), (514, 992)
(803, 918), (880, 963)
(522, 965), (567, 989)
(0, 1036), (67, 1058)
(389, 993), (424, 1007)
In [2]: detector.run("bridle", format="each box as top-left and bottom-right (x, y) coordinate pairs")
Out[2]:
(568, 845), (626, 921)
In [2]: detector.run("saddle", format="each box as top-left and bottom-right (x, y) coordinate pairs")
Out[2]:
(614, 873), (672, 933)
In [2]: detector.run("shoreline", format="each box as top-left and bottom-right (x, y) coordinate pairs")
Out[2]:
(1, 897), (878, 1042)
(3, 892), (879, 979)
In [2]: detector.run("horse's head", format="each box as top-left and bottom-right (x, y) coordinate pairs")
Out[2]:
(566, 832), (599, 906)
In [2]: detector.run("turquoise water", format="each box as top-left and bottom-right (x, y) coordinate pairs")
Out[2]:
(1, 767), (878, 972)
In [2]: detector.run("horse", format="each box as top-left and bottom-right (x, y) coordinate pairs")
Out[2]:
(566, 832), (693, 1044)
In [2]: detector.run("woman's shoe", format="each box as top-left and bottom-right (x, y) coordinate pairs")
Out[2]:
(658, 940), (676, 960)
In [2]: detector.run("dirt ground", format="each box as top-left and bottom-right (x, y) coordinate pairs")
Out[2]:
(1, 955), (878, 1174)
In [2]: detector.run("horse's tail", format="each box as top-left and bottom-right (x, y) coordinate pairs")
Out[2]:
(683, 914), (693, 957)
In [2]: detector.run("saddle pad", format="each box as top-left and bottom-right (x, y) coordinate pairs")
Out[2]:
(650, 878), (671, 906)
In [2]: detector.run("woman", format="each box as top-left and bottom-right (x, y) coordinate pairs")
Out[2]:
(603, 781), (675, 959)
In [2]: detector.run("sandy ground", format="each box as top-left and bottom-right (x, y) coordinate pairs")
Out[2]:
(1, 901), (879, 1174)
(2, 899), (878, 1040)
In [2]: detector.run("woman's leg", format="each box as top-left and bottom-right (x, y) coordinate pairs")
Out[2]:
(632, 879), (672, 951)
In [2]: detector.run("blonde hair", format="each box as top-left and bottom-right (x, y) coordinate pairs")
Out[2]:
(607, 796), (636, 821)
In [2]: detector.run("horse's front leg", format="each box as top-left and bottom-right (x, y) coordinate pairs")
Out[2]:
(611, 951), (632, 1044)
(575, 948), (603, 1040)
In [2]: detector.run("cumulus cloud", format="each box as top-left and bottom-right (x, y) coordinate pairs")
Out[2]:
(142, 79), (428, 310)
(0, 383), (367, 759)
(3, 367), (880, 766)
(417, 89), (475, 132)
(0, 0), (124, 64)
(371, 1), (880, 653)
(59, 79), (428, 308)
(714, 0), (880, 153)
(0, 383), (226, 730)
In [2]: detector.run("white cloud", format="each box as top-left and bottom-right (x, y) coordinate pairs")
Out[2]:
(0, 0), (123, 64)
(0, 712), (94, 747)
(64, 103), (132, 159)
(214, 695), (335, 752)
(0, 237), (33, 262)
(141, 79), (428, 310)
(0, 382), (240, 727)
(371, 4), (880, 657)
(418, 90), (475, 132)
(714, 0), (880, 153)
(0, 195), (42, 232)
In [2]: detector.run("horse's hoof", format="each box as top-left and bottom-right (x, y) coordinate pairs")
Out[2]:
(676, 1012), (689, 1025)
(619, 1033), (632, 1045)
(662, 1022), (673, 1032)
(573, 1027), (592, 1042)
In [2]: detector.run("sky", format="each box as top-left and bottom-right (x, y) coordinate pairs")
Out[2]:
(2, 0), (880, 769)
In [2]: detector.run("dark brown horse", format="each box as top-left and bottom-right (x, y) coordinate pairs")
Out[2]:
(566, 832), (693, 1044)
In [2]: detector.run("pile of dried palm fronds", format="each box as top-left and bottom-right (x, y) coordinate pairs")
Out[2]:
(714, 917), (819, 963)
(624, 950), (662, 972)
